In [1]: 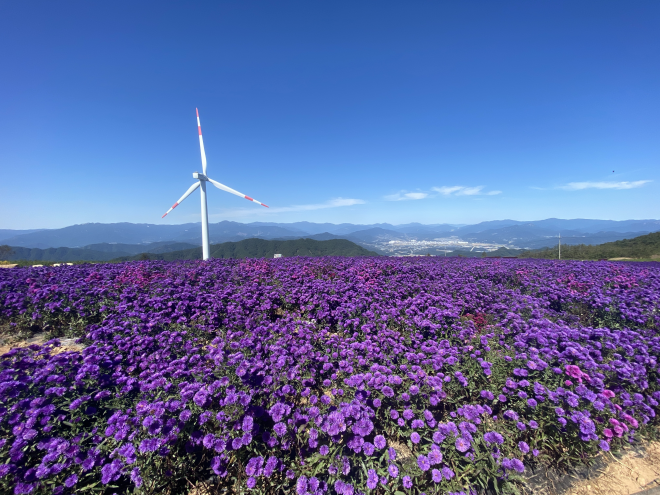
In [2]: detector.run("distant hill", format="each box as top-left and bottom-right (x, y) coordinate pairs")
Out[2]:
(2, 242), (199, 262)
(82, 242), (198, 255)
(112, 238), (379, 261)
(4, 246), (125, 262)
(520, 231), (660, 260)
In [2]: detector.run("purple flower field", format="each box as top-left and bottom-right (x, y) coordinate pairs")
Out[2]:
(1, 258), (659, 494)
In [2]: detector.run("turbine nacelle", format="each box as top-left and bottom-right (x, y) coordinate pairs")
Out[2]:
(193, 172), (208, 181)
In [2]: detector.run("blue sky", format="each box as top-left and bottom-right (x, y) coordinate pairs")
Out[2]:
(1, 1), (658, 229)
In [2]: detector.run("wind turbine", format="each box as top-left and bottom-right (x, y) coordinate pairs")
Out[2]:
(161, 109), (269, 260)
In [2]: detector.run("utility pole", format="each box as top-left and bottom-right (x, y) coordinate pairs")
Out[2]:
(558, 233), (561, 260)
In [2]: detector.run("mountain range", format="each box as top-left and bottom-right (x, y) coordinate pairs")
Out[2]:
(1, 219), (659, 255)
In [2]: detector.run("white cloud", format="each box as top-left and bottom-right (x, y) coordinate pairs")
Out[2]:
(560, 180), (652, 191)
(386, 186), (502, 201)
(267, 197), (366, 212)
(384, 191), (429, 201)
(210, 197), (366, 219)
(433, 186), (464, 195)
(457, 186), (484, 196)
(432, 186), (502, 196)
(404, 192), (428, 200)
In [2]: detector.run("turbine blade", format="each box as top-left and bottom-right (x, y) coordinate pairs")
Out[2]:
(161, 182), (201, 218)
(207, 177), (269, 207)
(196, 108), (207, 175)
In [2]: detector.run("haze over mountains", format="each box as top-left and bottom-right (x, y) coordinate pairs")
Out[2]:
(1, 218), (659, 261)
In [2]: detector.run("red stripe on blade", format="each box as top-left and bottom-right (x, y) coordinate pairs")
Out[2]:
(198, 126), (202, 136)
(172, 202), (179, 208)
(244, 196), (254, 202)
(162, 213), (168, 218)
(262, 204), (269, 208)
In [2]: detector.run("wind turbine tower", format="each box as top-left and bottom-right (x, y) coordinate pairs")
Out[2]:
(162, 109), (269, 260)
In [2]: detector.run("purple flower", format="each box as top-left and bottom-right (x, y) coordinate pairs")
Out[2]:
(481, 390), (495, 400)
(64, 474), (78, 488)
(269, 402), (291, 423)
(484, 431), (504, 444)
(432, 469), (442, 483)
(246, 457), (264, 476)
(319, 445), (329, 456)
(411, 432), (421, 444)
(433, 431), (446, 444)
(442, 466), (455, 480)
(374, 435), (386, 450)
(296, 475), (308, 495)
(0, 464), (11, 479)
(264, 456), (279, 477)
(367, 469), (379, 490)
(600, 440), (610, 451)
(274, 422), (287, 436)
(417, 455), (430, 471)
(429, 448), (443, 464)
(518, 441), (530, 454)
(211, 457), (228, 477)
(232, 437), (243, 449)
(382, 386), (394, 397)
(127, 467), (142, 487)
(502, 458), (525, 473)
(403, 476), (413, 489)
(388, 464), (399, 478)
(388, 447), (397, 461)
(503, 410), (519, 421)
(455, 436), (470, 452)
(247, 477), (256, 489)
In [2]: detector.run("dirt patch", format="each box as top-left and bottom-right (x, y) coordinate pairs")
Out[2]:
(609, 258), (634, 261)
(524, 440), (660, 495)
(388, 438), (413, 460)
(0, 333), (84, 357)
(565, 443), (660, 495)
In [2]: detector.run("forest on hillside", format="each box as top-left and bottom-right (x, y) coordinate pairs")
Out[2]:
(519, 231), (660, 260)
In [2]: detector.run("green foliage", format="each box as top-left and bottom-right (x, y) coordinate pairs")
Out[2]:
(0, 244), (12, 259)
(520, 231), (660, 260)
(5, 246), (122, 262)
(113, 238), (379, 261)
